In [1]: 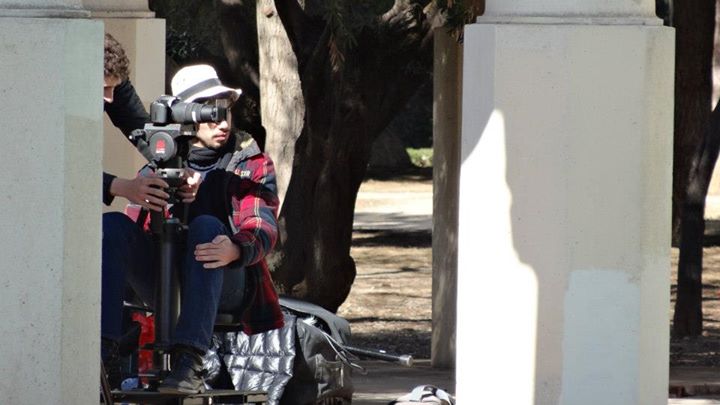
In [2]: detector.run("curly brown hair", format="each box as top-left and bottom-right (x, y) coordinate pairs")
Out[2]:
(104, 33), (129, 81)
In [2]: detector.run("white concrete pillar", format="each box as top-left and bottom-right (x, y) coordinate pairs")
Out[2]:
(0, 4), (103, 404)
(95, 3), (165, 213)
(456, 1), (674, 404)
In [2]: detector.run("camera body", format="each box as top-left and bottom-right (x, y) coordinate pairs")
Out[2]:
(130, 95), (227, 204)
(136, 95), (226, 165)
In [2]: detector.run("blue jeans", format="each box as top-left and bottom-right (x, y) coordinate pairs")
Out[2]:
(101, 212), (246, 352)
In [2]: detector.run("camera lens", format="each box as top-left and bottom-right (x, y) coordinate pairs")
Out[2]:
(170, 101), (222, 124)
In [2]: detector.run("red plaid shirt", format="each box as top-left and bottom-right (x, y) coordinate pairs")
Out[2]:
(222, 144), (284, 334)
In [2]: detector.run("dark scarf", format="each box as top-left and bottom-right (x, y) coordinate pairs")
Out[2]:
(187, 133), (235, 171)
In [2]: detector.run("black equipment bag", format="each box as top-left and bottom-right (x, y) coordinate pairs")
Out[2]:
(205, 297), (362, 405)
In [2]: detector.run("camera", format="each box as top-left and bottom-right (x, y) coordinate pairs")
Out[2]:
(130, 95), (227, 203)
(132, 95), (226, 164)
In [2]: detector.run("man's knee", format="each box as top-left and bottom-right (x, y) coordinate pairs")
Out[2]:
(187, 215), (225, 243)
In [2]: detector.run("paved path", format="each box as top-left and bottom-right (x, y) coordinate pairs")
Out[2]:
(353, 180), (432, 232)
(351, 362), (720, 404)
(352, 360), (454, 405)
(351, 180), (445, 403)
(670, 367), (720, 403)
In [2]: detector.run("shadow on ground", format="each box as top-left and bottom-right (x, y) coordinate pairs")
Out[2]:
(349, 330), (432, 360)
(352, 229), (431, 248)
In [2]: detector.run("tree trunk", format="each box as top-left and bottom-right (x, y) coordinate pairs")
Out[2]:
(256, 0), (305, 205)
(673, 0), (718, 338)
(368, 131), (412, 172)
(675, 98), (720, 337)
(671, 0), (715, 244)
(268, 0), (440, 311)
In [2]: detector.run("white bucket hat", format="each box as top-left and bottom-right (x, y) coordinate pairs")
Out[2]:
(171, 64), (242, 102)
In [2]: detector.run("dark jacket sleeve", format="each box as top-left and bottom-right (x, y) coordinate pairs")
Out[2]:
(103, 171), (117, 206)
(104, 79), (154, 161)
(102, 80), (152, 206)
(104, 79), (150, 137)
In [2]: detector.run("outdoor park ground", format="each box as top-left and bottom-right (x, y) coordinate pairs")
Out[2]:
(340, 171), (720, 367)
(671, 246), (720, 367)
(339, 170), (434, 360)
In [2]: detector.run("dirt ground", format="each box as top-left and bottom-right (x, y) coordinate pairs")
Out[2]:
(340, 229), (433, 360)
(670, 246), (720, 367)
(337, 174), (434, 360)
(338, 174), (720, 366)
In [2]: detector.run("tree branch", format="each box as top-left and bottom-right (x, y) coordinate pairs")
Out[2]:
(379, 0), (443, 53)
(274, 0), (322, 72)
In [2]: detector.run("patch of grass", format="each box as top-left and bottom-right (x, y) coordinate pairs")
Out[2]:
(407, 147), (433, 168)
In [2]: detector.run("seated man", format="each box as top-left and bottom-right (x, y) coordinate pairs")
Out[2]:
(101, 64), (284, 394)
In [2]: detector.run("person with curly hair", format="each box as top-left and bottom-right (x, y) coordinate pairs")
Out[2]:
(101, 33), (184, 211)
(103, 32), (130, 97)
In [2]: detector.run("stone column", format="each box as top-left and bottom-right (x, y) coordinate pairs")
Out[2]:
(432, 29), (462, 369)
(87, 0), (165, 213)
(456, 1), (674, 404)
(0, 3), (103, 403)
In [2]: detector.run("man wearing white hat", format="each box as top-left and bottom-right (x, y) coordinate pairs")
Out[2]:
(101, 64), (284, 395)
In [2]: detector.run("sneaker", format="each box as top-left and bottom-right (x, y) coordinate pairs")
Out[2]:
(157, 346), (206, 395)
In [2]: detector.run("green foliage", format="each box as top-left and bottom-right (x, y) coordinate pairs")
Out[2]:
(150, 0), (224, 62)
(407, 147), (433, 168)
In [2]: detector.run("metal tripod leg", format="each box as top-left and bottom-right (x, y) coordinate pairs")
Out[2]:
(100, 360), (115, 405)
(151, 211), (184, 380)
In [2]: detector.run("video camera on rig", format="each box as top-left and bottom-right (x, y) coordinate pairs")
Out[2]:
(130, 95), (227, 203)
